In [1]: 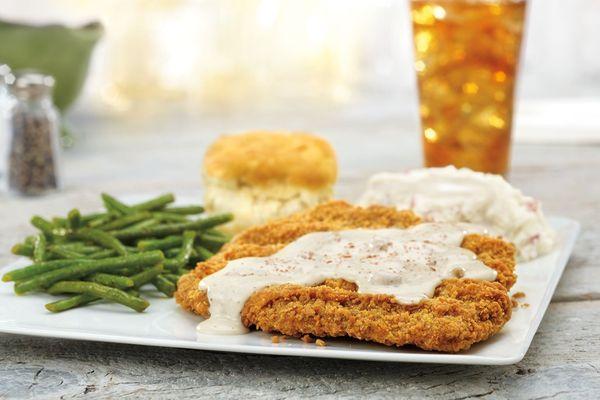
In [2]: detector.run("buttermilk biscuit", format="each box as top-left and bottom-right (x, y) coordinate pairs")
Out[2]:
(203, 131), (337, 233)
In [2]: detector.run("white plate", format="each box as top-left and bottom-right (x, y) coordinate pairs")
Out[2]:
(0, 217), (579, 365)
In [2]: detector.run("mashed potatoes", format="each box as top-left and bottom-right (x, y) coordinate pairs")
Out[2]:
(360, 166), (556, 261)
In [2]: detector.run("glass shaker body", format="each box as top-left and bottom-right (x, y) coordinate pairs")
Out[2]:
(7, 73), (62, 196)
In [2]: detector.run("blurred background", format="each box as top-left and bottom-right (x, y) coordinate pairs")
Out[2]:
(1, 0), (599, 197)
(2, 0), (599, 139)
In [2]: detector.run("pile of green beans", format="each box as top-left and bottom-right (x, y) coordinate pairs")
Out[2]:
(3, 193), (233, 313)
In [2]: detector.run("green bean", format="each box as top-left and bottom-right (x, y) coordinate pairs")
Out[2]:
(100, 211), (152, 231)
(45, 293), (98, 313)
(127, 219), (159, 230)
(88, 214), (114, 228)
(113, 213), (233, 241)
(3, 259), (90, 282)
(163, 273), (180, 284)
(188, 252), (208, 265)
(164, 248), (179, 258)
(137, 235), (182, 251)
(151, 212), (188, 223)
(124, 246), (140, 253)
(30, 216), (56, 236)
(164, 248), (177, 258)
(130, 264), (164, 288)
(7, 193), (224, 313)
(45, 287), (143, 313)
(52, 217), (68, 228)
(91, 246), (137, 256)
(111, 266), (139, 276)
(76, 228), (128, 256)
(50, 247), (86, 260)
(88, 249), (117, 259)
(50, 235), (68, 245)
(163, 259), (177, 270)
(152, 275), (176, 297)
(80, 212), (107, 225)
(11, 243), (33, 257)
(86, 273), (134, 289)
(49, 243), (102, 254)
(101, 193), (133, 215)
(67, 209), (82, 230)
(204, 228), (231, 240)
(163, 231), (196, 271)
(194, 246), (215, 261)
(47, 281), (149, 312)
(116, 264), (155, 276)
(199, 233), (228, 244)
(50, 241), (83, 248)
(131, 193), (175, 212)
(31, 216), (69, 240)
(178, 231), (196, 262)
(13, 250), (163, 294)
(163, 205), (204, 215)
(198, 233), (228, 252)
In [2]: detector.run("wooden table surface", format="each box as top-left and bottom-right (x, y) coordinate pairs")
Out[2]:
(0, 110), (598, 399)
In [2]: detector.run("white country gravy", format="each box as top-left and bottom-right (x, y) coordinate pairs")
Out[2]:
(196, 223), (497, 335)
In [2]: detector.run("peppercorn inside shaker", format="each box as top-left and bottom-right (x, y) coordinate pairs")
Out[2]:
(7, 72), (61, 196)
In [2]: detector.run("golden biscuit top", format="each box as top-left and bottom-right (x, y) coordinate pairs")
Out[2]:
(204, 131), (337, 189)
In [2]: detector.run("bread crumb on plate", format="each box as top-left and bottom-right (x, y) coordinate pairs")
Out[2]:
(300, 334), (314, 344)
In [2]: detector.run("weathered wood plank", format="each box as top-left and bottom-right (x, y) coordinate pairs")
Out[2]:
(0, 300), (599, 399)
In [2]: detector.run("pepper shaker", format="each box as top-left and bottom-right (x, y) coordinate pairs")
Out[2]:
(7, 71), (62, 196)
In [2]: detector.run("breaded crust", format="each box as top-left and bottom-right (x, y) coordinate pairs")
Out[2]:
(175, 201), (516, 352)
(203, 131), (337, 189)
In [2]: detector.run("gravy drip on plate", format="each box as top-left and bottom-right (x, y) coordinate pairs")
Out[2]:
(196, 223), (497, 335)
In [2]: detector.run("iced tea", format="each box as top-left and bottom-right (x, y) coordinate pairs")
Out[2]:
(411, 0), (527, 174)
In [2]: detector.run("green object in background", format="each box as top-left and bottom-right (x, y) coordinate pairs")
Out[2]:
(0, 19), (103, 112)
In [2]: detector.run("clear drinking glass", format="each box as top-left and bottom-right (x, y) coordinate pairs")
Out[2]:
(410, 0), (527, 175)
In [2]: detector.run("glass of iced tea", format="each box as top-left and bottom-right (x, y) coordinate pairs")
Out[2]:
(410, 0), (527, 175)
